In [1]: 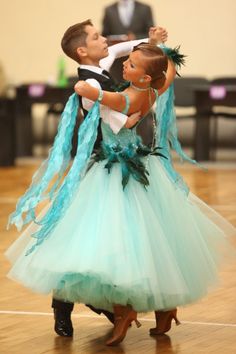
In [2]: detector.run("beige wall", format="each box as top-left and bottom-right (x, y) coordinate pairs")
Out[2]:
(1, 0), (236, 85)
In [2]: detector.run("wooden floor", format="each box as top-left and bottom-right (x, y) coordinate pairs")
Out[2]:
(1, 161), (236, 354)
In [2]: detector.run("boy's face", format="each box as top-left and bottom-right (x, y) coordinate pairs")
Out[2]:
(78, 25), (108, 63)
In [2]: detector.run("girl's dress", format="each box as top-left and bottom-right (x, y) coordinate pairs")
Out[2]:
(5, 89), (235, 313)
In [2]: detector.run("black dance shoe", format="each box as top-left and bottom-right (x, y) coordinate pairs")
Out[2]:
(53, 308), (74, 337)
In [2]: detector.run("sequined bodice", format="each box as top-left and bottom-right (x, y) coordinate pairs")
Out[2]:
(101, 121), (139, 147)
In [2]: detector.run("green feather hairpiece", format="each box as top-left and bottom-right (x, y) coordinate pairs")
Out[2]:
(161, 45), (186, 76)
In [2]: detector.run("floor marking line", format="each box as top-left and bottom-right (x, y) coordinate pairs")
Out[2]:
(1, 310), (236, 328)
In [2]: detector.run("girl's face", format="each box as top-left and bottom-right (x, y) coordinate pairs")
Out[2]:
(123, 50), (147, 83)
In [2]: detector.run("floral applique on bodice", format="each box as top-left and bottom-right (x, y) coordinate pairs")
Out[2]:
(93, 120), (165, 190)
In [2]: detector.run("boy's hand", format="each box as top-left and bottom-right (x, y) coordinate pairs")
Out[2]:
(148, 26), (168, 45)
(125, 111), (141, 129)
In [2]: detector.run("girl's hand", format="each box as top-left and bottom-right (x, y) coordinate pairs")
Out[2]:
(74, 81), (92, 96)
(149, 26), (168, 45)
(125, 111), (141, 129)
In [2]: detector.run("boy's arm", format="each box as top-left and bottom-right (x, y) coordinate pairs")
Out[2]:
(100, 38), (148, 71)
(100, 27), (168, 71)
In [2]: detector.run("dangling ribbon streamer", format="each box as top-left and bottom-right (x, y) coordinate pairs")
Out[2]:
(8, 93), (79, 231)
(8, 92), (101, 254)
(155, 83), (197, 195)
(153, 44), (199, 194)
(25, 101), (100, 255)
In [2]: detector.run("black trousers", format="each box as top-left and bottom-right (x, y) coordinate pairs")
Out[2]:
(51, 298), (112, 317)
(52, 298), (114, 323)
(52, 298), (74, 313)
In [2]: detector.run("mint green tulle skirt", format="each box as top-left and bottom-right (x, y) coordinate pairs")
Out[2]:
(5, 157), (236, 312)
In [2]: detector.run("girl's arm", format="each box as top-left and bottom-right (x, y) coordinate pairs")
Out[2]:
(74, 81), (127, 112)
(74, 59), (175, 113)
(75, 80), (141, 129)
(158, 59), (176, 96)
(100, 38), (148, 72)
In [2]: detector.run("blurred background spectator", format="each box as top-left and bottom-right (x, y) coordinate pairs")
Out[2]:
(102, 0), (155, 82)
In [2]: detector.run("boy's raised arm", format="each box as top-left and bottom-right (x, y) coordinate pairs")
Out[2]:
(100, 26), (168, 71)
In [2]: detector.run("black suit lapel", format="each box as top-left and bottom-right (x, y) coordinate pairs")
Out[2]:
(78, 68), (116, 90)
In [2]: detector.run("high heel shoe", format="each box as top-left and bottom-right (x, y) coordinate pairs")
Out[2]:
(106, 305), (141, 346)
(149, 308), (180, 335)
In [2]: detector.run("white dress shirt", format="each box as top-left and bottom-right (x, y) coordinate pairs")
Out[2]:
(100, 37), (148, 72)
(118, 0), (135, 27)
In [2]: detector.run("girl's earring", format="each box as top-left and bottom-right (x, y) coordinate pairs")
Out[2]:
(139, 77), (144, 83)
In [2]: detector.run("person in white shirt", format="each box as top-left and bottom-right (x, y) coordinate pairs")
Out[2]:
(102, 0), (155, 83)
(102, 0), (154, 42)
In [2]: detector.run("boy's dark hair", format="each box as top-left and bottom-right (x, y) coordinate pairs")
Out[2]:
(61, 19), (93, 63)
